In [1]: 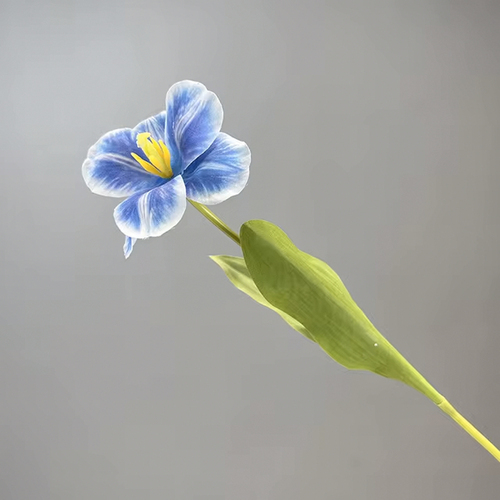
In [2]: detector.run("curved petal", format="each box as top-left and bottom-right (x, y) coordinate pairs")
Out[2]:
(182, 133), (251, 205)
(113, 176), (187, 239)
(123, 236), (137, 259)
(82, 128), (166, 198)
(165, 80), (223, 175)
(134, 111), (166, 140)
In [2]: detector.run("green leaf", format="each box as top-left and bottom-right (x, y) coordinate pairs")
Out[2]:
(240, 220), (443, 404)
(210, 255), (316, 342)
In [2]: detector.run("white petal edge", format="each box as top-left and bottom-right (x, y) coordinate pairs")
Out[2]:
(123, 236), (137, 259)
(183, 133), (251, 205)
(113, 176), (187, 239)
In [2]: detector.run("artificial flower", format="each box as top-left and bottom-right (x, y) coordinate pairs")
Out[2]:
(82, 80), (251, 257)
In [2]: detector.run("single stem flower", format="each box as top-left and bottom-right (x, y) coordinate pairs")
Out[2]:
(82, 80), (251, 257)
(82, 81), (500, 466)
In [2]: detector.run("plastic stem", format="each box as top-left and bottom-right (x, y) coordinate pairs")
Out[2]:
(438, 399), (500, 462)
(188, 199), (241, 246)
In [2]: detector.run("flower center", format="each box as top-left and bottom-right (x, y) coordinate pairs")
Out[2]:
(131, 132), (173, 178)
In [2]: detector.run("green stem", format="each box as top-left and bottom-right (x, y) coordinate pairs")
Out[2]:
(437, 399), (500, 462)
(188, 199), (241, 246)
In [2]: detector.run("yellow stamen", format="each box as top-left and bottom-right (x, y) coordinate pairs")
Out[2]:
(151, 138), (164, 157)
(158, 140), (171, 169)
(130, 153), (163, 176)
(132, 132), (173, 178)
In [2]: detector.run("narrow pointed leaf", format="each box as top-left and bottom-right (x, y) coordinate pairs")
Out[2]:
(240, 220), (443, 404)
(210, 255), (316, 342)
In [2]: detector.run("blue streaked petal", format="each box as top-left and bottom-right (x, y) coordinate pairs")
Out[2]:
(134, 111), (166, 140)
(182, 133), (251, 205)
(123, 236), (137, 259)
(113, 176), (186, 239)
(82, 128), (166, 198)
(165, 81), (223, 175)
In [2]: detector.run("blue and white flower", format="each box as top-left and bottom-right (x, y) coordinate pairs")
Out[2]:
(82, 80), (251, 258)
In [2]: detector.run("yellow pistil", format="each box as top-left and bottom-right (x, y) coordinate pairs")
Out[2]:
(131, 132), (173, 178)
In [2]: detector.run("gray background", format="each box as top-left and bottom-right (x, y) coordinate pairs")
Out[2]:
(1, 0), (500, 498)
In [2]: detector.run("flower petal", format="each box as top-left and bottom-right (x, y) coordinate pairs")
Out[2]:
(165, 81), (223, 174)
(113, 176), (187, 239)
(182, 133), (251, 205)
(82, 128), (166, 198)
(134, 111), (166, 140)
(123, 236), (137, 259)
